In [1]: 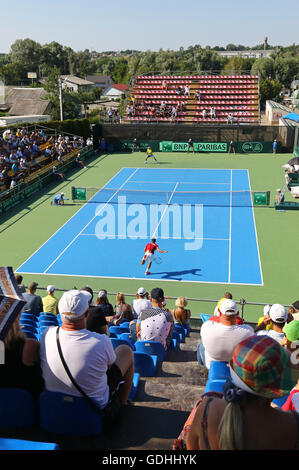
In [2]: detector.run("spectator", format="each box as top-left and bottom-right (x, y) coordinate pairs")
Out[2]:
(197, 299), (254, 369)
(280, 320), (299, 412)
(40, 290), (134, 410)
(0, 314), (44, 400)
(100, 138), (106, 153)
(136, 287), (174, 350)
(174, 335), (299, 450)
(291, 300), (299, 321)
(94, 289), (114, 320)
(22, 282), (43, 316)
(256, 304), (288, 343)
(227, 113), (234, 124)
(75, 153), (87, 169)
(110, 293), (134, 326)
(42, 285), (59, 316)
(52, 166), (65, 181)
(195, 90), (200, 102)
(211, 292), (244, 324)
(131, 287), (152, 319)
(255, 304), (273, 332)
(171, 297), (191, 327)
(15, 274), (26, 294)
(201, 109), (207, 119)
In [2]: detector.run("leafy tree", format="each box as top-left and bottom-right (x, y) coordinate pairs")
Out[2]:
(259, 78), (283, 103)
(43, 67), (80, 120)
(9, 38), (42, 73)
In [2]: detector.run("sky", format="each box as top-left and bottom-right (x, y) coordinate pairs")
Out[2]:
(0, 0), (298, 53)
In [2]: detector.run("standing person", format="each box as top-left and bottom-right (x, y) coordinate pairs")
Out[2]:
(228, 141), (236, 154)
(42, 285), (59, 316)
(22, 282), (43, 316)
(145, 147), (158, 164)
(273, 139), (278, 154)
(141, 238), (168, 276)
(187, 138), (194, 154)
(132, 138), (140, 153)
(136, 287), (174, 351)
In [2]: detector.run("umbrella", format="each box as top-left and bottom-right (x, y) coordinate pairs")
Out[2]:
(0, 267), (26, 342)
(288, 157), (299, 166)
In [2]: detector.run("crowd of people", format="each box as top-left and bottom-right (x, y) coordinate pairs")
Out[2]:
(0, 128), (84, 192)
(1, 276), (299, 450)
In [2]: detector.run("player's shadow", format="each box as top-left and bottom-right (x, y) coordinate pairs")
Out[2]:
(152, 268), (202, 281)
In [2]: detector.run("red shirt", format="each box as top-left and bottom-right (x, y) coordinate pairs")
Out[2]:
(209, 315), (244, 325)
(145, 242), (158, 254)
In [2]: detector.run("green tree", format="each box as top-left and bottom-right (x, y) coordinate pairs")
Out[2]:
(259, 78), (283, 103)
(43, 67), (80, 120)
(9, 38), (42, 74)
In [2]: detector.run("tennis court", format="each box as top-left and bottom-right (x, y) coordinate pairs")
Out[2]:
(16, 167), (263, 285)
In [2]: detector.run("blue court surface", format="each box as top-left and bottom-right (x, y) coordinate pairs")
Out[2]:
(16, 168), (263, 285)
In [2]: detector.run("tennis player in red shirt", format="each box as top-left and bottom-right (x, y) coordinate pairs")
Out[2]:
(141, 238), (168, 275)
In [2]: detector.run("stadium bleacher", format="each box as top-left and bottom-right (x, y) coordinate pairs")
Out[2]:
(125, 74), (260, 124)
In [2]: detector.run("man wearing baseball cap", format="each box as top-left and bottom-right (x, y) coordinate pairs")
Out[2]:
(197, 299), (254, 369)
(256, 304), (288, 343)
(40, 289), (134, 412)
(42, 285), (59, 316)
(131, 287), (151, 319)
(136, 287), (174, 351)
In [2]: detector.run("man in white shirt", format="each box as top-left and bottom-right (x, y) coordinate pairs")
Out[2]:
(40, 290), (134, 409)
(131, 287), (151, 319)
(256, 304), (288, 343)
(197, 299), (254, 369)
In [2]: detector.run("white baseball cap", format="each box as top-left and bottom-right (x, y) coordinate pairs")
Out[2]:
(47, 285), (55, 293)
(98, 290), (107, 298)
(264, 304), (271, 316)
(269, 304), (288, 324)
(219, 299), (238, 315)
(137, 287), (146, 296)
(58, 289), (91, 320)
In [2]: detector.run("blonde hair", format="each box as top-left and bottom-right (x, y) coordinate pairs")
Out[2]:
(116, 292), (126, 305)
(175, 297), (188, 309)
(218, 402), (244, 450)
(4, 315), (26, 349)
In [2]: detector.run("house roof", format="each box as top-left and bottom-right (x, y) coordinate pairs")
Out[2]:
(60, 75), (94, 86)
(85, 75), (113, 84)
(110, 84), (130, 92)
(4, 87), (51, 116)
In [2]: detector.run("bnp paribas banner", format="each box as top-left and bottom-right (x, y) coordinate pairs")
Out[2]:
(160, 141), (227, 152)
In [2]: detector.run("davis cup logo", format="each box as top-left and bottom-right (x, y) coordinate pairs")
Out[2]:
(242, 142), (263, 153)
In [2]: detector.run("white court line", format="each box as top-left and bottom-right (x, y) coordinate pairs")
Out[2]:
(228, 169), (233, 284)
(247, 170), (264, 286)
(151, 182), (179, 238)
(16, 168), (126, 272)
(129, 180), (231, 186)
(43, 168), (138, 274)
(79, 234), (230, 241)
(15, 270), (263, 287)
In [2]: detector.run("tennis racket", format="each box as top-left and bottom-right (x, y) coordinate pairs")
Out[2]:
(153, 256), (162, 264)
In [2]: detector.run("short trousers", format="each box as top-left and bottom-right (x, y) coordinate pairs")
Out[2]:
(106, 363), (124, 399)
(144, 251), (153, 261)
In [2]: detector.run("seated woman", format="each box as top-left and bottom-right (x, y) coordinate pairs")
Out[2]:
(173, 335), (299, 450)
(0, 315), (44, 400)
(171, 297), (191, 327)
(110, 293), (134, 326)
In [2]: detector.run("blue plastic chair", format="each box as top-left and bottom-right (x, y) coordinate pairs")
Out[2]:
(0, 388), (36, 427)
(39, 391), (103, 436)
(39, 312), (57, 319)
(133, 352), (158, 377)
(169, 338), (177, 349)
(0, 438), (59, 450)
(119, 332), (136, 346)
(110, 337), (135, 351)
(208, 361), (230, 381)
(109, 325), (130, 336)
(135, 340), (167, 362)
(172, 330), (183, 344)
(205, 379), (226, 393)
(272, 395), (289, 408)
(119, 321), (131, 329)
(39, 318), (58, 326)
(21, 328), (39, 340)
(20, 313), (38, 323)
(129, 373), (140, 400)
(173, 324), (186, 342)
(20, 321), (38, 332)
(200, 313), (212, 323)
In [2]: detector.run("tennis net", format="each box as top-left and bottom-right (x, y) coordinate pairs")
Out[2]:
(71, 186), (270, 207)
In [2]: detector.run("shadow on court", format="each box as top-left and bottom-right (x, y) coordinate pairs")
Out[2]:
(150, 268), (202, 281)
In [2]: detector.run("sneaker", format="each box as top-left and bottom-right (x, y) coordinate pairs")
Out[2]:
(145, 271), (151, 275)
